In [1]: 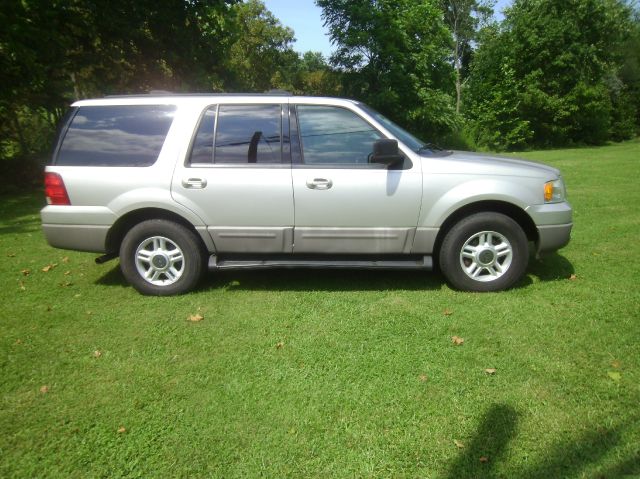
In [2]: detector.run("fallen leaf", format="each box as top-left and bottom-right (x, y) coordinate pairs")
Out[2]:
(608, 371), (621, 381)
(569, 274), (577, 281)
(93, 350), (102, 358)
(611, 360), (621, 369)
(64, 271), (71, 276)
(42, 263), (58, 272)
(15, 339), (22, 345)
(7, 253), (16, 257)
(479, 456), (489, 463)
(40, 385), (49, 394)
(454, 439), (464, 448)
(443, 308), (453, 316)
(86, 311), (93, 316)
(117, 426), (126, 433)
(18, 281), (26, 291)
(276, 341), (284, 349)
(188, 313), (204, 322)
(21, 269), (31, 276)
(451, 336), (464, 346)
(62, 256), (69, 263)
(419, 374), (428, 382)
(60, 281), (73, 287)
(485, 368), (497, 375)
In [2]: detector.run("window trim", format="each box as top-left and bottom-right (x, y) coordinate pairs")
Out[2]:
(291, 104), (412, 170)
(187, 103), (289, 168)
(51, 107), (79, 165)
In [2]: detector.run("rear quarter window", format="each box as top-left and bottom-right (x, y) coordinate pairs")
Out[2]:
(55, 105), (176, 167)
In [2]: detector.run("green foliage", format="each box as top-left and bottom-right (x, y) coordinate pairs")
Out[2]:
(467, 0), (637, 150)
(617, 15), (640, 130)
(226, 0), (297, 92)
(0, 0), (240, 186)
(1, 0), (639, 180)
(440, 0), (494, 113)
(318, 0), (457, 141)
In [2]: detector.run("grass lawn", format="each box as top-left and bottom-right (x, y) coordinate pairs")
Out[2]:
(1, 140), (639, 478)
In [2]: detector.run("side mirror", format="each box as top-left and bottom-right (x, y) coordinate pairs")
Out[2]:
(370, 139), (404, 165)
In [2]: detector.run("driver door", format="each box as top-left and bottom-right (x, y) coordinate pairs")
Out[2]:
(290, 104), (422, 254)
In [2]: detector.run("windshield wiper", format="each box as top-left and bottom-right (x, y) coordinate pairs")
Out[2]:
(417, 143), (444, 152)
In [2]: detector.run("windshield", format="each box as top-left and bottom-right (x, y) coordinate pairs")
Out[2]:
(358, 103), (426, 152)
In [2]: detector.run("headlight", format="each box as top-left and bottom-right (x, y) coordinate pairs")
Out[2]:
(544, 178), (566, 203)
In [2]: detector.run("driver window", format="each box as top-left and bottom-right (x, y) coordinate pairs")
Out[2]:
(296, 105), (382, 165)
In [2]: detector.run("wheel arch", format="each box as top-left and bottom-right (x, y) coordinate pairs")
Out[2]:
(105, 208), (212, 254)
(433, 200), (538, 264)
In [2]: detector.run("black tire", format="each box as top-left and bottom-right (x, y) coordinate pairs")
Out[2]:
(119, 219), (206, 296)
(439, 212), (528, 292)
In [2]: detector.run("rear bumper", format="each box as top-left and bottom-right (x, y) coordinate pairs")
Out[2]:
(536, 223), (572, 255)
(42, 224), (109, 253)
(41, 205), (115, 253)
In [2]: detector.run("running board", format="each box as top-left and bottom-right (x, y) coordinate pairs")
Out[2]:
(208, 255), (433, 271)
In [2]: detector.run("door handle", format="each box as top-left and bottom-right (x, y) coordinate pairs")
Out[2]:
(306, 178), (333, 190)
(182, 178), (207, 189)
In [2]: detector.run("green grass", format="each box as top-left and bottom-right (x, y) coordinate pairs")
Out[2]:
(1, 140), (639, 478)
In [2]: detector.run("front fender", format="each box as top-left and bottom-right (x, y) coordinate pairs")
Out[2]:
(420, 176), (540, 227)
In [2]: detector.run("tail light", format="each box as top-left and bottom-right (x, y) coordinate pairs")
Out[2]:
(44, 172), (71, 205)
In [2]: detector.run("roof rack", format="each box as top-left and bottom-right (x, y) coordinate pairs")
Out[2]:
(104, 90), (294, 98)
(264, 89), (291, 95)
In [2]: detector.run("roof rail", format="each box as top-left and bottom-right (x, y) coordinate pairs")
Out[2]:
(264, 89), (291, 95)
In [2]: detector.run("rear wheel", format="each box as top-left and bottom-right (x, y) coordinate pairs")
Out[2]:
(120, 219), (205, 295)
(439, 212), (528, 292)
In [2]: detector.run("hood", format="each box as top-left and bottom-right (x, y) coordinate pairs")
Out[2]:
(423, 150), (560, 179)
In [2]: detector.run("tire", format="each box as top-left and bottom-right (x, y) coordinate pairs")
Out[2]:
(119, 219), (206, 296)
(439, 212), (528, 292)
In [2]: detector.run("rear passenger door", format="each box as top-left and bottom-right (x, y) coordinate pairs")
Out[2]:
(171, 103), (294, 253)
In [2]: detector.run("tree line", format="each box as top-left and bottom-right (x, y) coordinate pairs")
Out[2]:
(1, 0), (639, 188)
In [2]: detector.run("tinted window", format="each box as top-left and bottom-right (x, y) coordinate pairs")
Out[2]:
(56, 105), (176, 166)
(189, 108), (216, 164)
(214, 105), (282, 164)
(297, 105), (381, 165)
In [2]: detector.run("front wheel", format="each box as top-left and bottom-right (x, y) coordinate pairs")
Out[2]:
(119, 219), (206, 295)
(439, 212), (529, 292)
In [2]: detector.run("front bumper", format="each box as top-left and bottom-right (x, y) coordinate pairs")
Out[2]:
(536, 223), (572, 254)
(526, 201), (573, 255)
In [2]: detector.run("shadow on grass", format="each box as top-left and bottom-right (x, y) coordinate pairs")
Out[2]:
(528, 252), (575, 281)
(445, 404), (638, 479)
(0, 191), (46, 235)
(95, 252), (574, 292)
(95, 264), (449, 292)
(445, 404), (519, 479)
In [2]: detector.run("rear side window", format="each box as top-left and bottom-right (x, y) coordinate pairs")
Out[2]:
(55, 105), (176, 166)
(189, 104), (283, 165)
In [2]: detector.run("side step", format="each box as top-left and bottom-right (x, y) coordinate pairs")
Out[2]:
(208, 254), (433, 271)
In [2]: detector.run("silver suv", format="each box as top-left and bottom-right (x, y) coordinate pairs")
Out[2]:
(41, 94), (572, 295)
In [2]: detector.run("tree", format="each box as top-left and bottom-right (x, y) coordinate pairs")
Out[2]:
(317, 0), (457, 140)
(225, 0), (298, 92)
(466, 0), (635, 149)
(616, 11), (640, 135)
(440, 0), (493, 113)
(0, 0), (239, 188)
